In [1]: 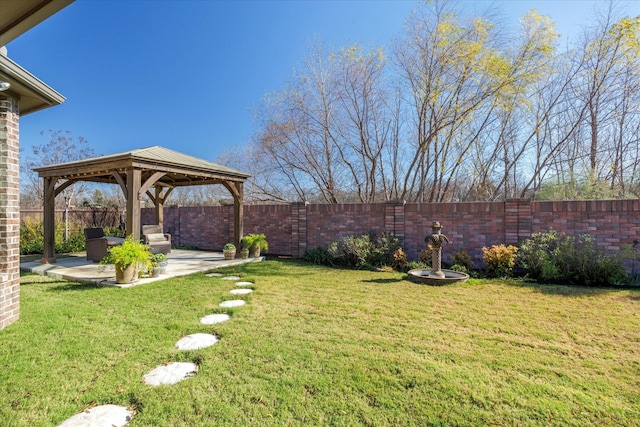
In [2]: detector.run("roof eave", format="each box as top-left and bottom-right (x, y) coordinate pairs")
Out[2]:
(0, 53), (65, 115)
(0, 0), (75, 46)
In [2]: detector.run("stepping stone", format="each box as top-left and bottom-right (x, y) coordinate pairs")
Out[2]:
(57, 404), (133, 427)
(219, 299), (246, 308)
(205, 273), (223, 277)
(200, 313), (231, 324)
(235, 281), (253, 287)
(221, 276), (241, 281)
(230, 288), (253, 295)
(143, 362), (198, 386)
(175, 333), (219, 350)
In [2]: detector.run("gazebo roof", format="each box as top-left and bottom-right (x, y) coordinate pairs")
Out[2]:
(33, 145), (250, 186)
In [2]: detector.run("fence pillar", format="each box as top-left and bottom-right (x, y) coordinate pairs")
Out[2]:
(505, 199), (532, 245)
(291, 202), (308, 258)
(385, 200), (406, 242)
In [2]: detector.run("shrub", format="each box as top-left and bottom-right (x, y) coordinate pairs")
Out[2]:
(517, 229), (562, 279)
(20, 217), (45, 255)
(20, 217), (87, 255)
(370, 230), (402, 266)
(303, 247), (335, 266)
(418, 248), (432, 266)
(451, 247), (473, 270)
(450, 264), (469, 274)
(557, 234), (628, 286)
(328, 234), (371, 268)
(327, 230), (402, 269)
(405, 261), (429, 272)
(482, 244), (518, 278)
(392, 248), (407, 271)
(519, 229), (630, 286)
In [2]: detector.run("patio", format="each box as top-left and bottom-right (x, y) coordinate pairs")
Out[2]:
(20, 249), (264, 288)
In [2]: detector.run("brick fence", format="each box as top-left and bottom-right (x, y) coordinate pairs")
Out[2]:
(139, 199), (640, 267)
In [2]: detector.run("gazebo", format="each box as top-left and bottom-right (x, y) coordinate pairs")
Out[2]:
(33, 146), (250, 263)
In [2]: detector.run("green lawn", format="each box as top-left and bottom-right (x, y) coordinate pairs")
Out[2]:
(2, 260), (639, 426)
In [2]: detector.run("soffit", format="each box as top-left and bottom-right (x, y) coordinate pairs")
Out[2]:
(0, 0), (73, 115)
(0, 0), (74, 46)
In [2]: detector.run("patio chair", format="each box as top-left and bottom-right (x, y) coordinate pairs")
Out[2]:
(142, 224), (171, 254)
(84, 227), (125, 262)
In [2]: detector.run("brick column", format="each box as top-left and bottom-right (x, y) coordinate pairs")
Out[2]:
(291, 202), (308, 258)
(504, 199), (532, 245)
(385, 201), (406, 242)
(0, 95), (20, 329)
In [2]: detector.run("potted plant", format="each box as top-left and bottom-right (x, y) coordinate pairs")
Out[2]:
(151, 253), (168, 277)
(223, 243), (236, 260)
(239, 245), (250, 259)
(241, 233), (269, 258)
(100, 236), (151, 284)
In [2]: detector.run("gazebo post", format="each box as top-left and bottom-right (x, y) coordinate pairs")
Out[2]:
(125, 168), (142, 242)
(42, 177), (57, 263)
(233, 182), (244, 250)
(154, 187), (164, 229)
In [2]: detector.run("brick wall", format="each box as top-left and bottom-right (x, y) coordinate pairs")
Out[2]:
(0, 95), (20, 329)
(140, 199), (640, 268)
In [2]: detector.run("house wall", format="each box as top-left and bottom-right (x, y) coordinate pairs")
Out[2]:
(0, 95), (20, 328)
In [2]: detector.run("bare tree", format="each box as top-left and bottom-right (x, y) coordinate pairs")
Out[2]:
(21, 130), (97, 207)
(394, 3), (558, 202)
(245, 0), (640, 203)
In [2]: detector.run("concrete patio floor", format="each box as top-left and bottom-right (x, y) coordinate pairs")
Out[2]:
(20, 250), (264, 288)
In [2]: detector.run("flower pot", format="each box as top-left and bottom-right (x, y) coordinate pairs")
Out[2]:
(249, 244), (261, 258)
(115, 263), (138, 284)
(240, 249), (249, 259)
(156, 260), (168, 274)
(223, 249), (236, 260)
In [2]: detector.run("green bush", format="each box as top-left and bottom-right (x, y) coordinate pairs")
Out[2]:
(303, 247), (335, 266)
(328, 230), (402, 269)
(451, 247), (473, 270)
(405, 261), (429, 272)
(56, 232), (85, 254)
(20, 217), (45, 255)
(519, 229), (630, 286)
(20, 217), (87, 255)
(517, 229), (562, 279)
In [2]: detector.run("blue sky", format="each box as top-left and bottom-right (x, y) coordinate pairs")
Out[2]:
(7, 0), (640, 164)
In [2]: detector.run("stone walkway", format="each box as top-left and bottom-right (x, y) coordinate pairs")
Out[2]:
(57, 274), (256, 426)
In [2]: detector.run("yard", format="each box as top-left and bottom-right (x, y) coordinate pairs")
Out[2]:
(2, 260), (639, 426)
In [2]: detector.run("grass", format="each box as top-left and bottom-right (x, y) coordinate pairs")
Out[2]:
(2, 260), (639, 426)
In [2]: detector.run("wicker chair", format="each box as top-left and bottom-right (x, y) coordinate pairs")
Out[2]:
(84, 228), (125, 262)
(142, 224), (171, 254)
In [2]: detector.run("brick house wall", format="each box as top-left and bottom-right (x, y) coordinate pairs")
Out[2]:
(0, 95), (20, 329)
(139, 199), (640, 268)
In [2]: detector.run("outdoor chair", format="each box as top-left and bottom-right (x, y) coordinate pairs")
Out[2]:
(84, 227), (125, 262)
(142, 224), (171, 254)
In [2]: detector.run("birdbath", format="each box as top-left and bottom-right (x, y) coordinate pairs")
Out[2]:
(425, 221), (449, 278)
(407, 220), (469, 286)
